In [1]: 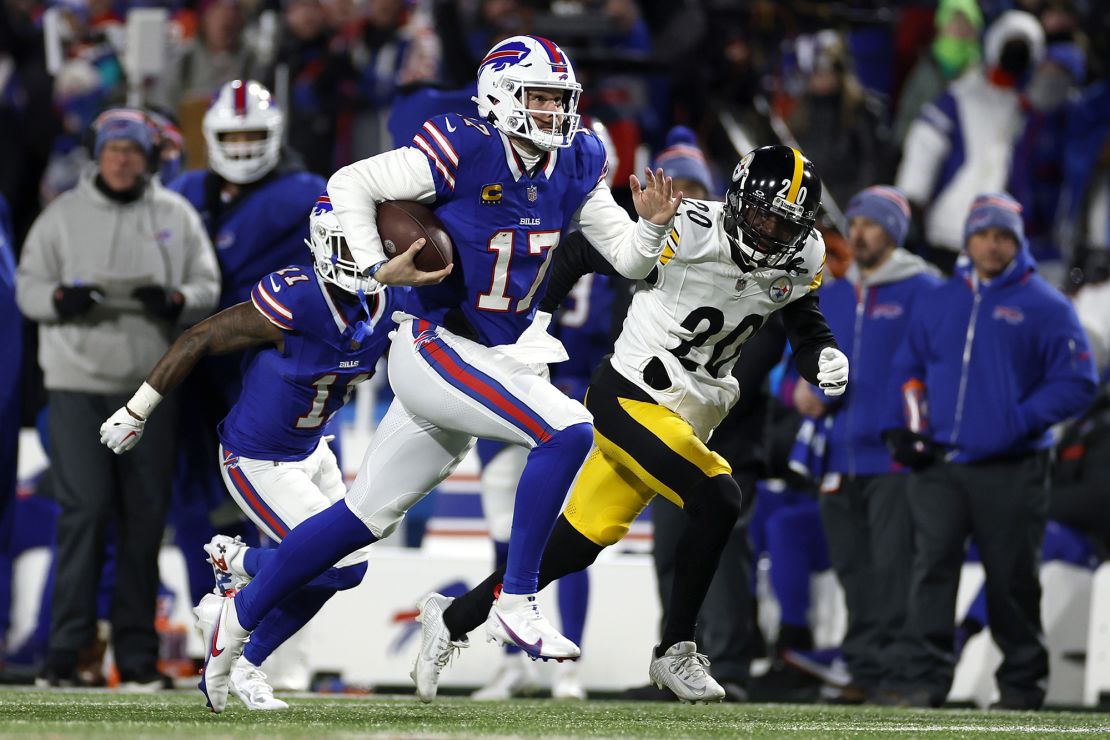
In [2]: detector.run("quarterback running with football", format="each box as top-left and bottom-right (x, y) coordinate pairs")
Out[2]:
(100, 198), (407, 710)
(418, 145), (851, 702)
(186, 35), (682, 712)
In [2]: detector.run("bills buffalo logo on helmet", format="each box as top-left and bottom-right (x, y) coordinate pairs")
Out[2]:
(479, 41), (533, 73)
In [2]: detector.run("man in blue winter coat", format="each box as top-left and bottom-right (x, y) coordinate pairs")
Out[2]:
(793, 186), (942, 700)
(886, 192), (1097, 710)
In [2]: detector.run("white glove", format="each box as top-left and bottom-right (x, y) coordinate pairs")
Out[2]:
(100, 406), (146, 454)
(817, 347), (849, 397)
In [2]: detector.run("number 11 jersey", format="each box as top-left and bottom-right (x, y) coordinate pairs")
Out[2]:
(219, 266), (408, 461)
(612, 199), (827, 441)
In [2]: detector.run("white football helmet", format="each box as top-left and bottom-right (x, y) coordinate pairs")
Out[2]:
(473, 35), (582, 151)
(307, 195), (380, 295)
(203, 80), (283, 184)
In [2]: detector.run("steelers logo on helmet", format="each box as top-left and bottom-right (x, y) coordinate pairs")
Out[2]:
(724, 145), (822, 269)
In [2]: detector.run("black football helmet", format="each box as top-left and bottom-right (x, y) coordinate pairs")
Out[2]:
(724, 145), (822, 268)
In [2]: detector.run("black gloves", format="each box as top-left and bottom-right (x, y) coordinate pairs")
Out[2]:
(132, 285), (185, 321)
(882, 428), (950, 471)
(53, 284), (103, 320)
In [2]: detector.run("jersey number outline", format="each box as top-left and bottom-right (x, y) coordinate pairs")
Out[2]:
(477, 230), (561, 313)
(683, 198), (713, 229)
(296, 372), (372, 429)
(275, 267), (310, 287)
(669, 308), (765, 379)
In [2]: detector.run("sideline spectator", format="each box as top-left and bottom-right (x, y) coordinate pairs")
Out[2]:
(892, 0), (983, 148)
(886, 192), (1097, 709)
(787, 30), (885, 209)
(15, 110), (219, 688)
(896, 11), (1045, 272)
(796, 186), (942, 701)
(150, 0), (263, 133)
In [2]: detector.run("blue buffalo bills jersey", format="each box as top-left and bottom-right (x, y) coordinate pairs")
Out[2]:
(405, 114), (608, 347)
(168, 169), (326, 311)
(219, 267), (408, 461)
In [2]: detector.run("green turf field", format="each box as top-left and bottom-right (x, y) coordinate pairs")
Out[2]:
(0, 690), (1108, 738)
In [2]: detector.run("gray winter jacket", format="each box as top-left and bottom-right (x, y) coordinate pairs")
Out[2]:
(16, 166), (220, 393)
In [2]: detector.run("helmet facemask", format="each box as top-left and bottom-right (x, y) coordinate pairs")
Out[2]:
(724, 147), (820, 270)
(308, 210), (380, 295)
(479, 79), (581, 151)
(203, 80), (284, 184)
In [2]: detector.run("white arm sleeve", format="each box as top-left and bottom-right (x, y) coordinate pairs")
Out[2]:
(326, 147), (438, 269)
(895, 115), (951, 207)
(573, 183), (670, 280)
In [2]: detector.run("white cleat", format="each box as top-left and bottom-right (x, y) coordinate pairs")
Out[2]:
(410, 593), (468, 703)
(230, 657), (288, 710)
(551, 659), (587, 700)
(198, 594), (250, 713)
(483, 592), (580, 661)
(204, 534), (251, 596)
(648, 641), (726, 704)
(471, 653), (538, 701)
(193, 592), (222, 642)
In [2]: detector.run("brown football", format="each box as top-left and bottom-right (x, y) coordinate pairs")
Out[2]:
(377, 201), (454, 272)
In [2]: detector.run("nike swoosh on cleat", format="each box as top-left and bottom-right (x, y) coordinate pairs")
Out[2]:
(210, 618), (224, 657)
(496, 615), (542, 655)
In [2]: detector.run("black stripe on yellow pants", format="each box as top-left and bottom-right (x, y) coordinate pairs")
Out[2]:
(564, 359), (732, 547)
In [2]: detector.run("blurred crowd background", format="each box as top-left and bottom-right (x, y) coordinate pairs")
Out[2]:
(4, 0), (1110, 706)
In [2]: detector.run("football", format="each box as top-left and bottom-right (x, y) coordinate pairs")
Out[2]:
(377, 201), (454, 272)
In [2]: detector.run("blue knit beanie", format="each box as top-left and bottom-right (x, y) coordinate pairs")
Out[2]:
(845, 185), (911, 247)
(94, 109), (153, 159)
(653, 126), (714, 196)
(964, 192), (1024, 245)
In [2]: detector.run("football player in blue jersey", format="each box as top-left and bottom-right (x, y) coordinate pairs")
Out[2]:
(99, 196), (406, 711)
(184, 34), (682, 712)
(469, 119), (621, 702)
(166, 80), (333, 612)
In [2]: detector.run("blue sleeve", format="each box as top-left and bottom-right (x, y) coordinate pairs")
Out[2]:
(575, 127), (609, 191)
(887, 285), (933, 432)
(249, 266), (316, 333)
(918, 91), (957, 136)
(409, 113), (479, 200)
(1016, 298), (1098, 437)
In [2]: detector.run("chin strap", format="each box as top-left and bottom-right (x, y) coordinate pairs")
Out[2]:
(349, 289), (373, 346)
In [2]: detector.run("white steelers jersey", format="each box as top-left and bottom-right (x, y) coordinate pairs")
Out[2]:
(610, 198), (826, 440)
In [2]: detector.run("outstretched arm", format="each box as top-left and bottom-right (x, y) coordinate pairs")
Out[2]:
(100, 302), (283, 453)
(146, 302), (284, 395)
(573, 169), (682, 280)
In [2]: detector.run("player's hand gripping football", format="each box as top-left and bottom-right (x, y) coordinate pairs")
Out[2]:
(373, 239), (453, 287)
(817, 347), (849, 397)
(631, 167), (683, 226)
(100, 406), (146, 454)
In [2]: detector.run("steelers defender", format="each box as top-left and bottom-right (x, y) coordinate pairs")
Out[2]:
(414, 145), (849, 703)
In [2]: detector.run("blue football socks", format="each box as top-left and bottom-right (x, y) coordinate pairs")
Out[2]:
(502, 422), (592, 595)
